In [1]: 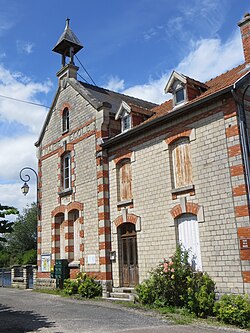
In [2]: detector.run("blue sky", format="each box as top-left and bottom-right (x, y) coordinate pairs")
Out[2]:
(0, 0), (249, 211)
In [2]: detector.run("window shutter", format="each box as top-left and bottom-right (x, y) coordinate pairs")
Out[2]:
(172, 138), (192, 188)
(119, 160), (132, 201)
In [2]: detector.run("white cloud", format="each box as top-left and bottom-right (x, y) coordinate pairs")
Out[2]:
(118, 29), (244, 104)
(0, 64), (51, 134)
(105, 76), (125, 92)
(0, 63), (52, 212)
(16, 40), (35, 54)
(176, 30), (244, 82)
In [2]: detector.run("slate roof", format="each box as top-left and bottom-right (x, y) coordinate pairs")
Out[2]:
(79, 81), (157, 114)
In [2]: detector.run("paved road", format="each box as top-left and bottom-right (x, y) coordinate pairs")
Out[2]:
(0, 288), (246, 333)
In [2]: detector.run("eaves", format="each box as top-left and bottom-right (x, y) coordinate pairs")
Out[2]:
(102, 85), (233, 149)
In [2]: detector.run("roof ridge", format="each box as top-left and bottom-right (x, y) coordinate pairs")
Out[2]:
(79, 80), (158, 108)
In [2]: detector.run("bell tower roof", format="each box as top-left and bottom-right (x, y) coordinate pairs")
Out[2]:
(52, 18), (83, 57)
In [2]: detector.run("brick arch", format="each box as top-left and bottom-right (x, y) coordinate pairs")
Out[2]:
(51, 205), (66, 217)
(60, 102), (72, 116)
(114, 213), (138, 228)
(166, 129), (192, 145)
(67, 201), (84, 212)
(170, 202), (200, 219)
(114, 152), (132, 165)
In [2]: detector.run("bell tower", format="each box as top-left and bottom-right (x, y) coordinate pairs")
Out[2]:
(52, 19), (83, 82)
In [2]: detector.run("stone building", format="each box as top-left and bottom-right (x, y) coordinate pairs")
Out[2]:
(36, 15), (250, 295)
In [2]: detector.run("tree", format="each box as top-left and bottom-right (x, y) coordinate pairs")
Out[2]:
(0, 204), (18, 242)
(6, 203), (37, 265)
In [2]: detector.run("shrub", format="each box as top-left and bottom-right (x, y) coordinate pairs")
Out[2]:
(136, 245), (215, 318)
(186, 272), (215, 317)
(136, 245), (193, 307)
(63, 272), (102, 299)
(63, 278), (78, 295)
(214, 294), (250, 328)
(77, 273), (102, 298)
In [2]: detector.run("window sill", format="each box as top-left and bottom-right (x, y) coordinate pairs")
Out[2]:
(62, 129), (69, 135)
(58, 189), (73, 197)
(68, 261), (80, 268)
(117, 199), (133, 207)
(171, 184), (195, 198)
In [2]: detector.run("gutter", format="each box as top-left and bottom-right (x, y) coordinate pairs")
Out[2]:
(102, 86), (232, 148)
(231, 73), (250, 205)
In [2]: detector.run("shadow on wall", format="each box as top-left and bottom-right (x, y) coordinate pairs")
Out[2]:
(0, 303), (56, 332)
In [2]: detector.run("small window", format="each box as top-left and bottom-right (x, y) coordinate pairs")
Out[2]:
(175, 88), (185, 104)
(61, 153), (71, 190)
(117, 159), (132, 201)
(121, 113), (131, 132)
(62, 108), (69, 132)
(171, 137), (192, 189)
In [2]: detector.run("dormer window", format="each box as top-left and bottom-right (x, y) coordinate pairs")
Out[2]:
(121, 112), (131, 132)
(115, 100), (132, 133)
(175, 87), (185, 104)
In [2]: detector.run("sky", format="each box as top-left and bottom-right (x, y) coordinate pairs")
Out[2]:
(0, 0), (249, 213)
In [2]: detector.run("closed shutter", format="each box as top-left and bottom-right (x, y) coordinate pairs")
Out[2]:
(119, 160), (132, 201)
(172, 138), (192, 188)
(177, 214), (202, 271)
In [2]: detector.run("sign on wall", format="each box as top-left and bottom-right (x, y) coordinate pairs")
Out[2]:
(41, 254), (51, 272)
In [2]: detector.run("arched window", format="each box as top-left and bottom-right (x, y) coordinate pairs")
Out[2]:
(55, 213), (65, 260)
(176, 213), (202, 271)
(68, 210), (80, 262)
(171, 137), (192, 189)
(62, 108), (69, 133)
(61, 152), (71, 190)
(117, 159), (132, 202)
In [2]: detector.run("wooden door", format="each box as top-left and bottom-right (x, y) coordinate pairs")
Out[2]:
(119, 223), (139, 287)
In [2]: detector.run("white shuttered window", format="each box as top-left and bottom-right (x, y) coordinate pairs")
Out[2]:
(177, 214), (202, 271)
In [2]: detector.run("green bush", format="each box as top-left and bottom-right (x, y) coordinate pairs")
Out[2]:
(214, 294), (250, 328)
(186, 272), (215, 317)
(77, 273), (102, 298)
(63, 272), (102, 299)
(136, 245), (215, 318)
(136, 245), (193, 307)
(63, 278), (78, 295)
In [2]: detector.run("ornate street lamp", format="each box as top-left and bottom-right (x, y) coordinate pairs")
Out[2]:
(19, 167), (38, 204)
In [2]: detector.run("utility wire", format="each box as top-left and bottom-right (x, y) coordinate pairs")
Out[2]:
(75, 54), (97, 86)
(77, 72), (90, 84)
(0, 94), (50, 109)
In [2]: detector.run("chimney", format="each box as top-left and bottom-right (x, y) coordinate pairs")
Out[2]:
(238, 13), (250, 64)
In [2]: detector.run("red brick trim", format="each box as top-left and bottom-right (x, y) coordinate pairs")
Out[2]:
(98, 184), (109, 192)
(98, 198), (109, 207)
(230, 164), (244, 177)
(65, 246), (74, 253)
(99, 241), (111, 250)
(52, 247), (60, 254)
(52, 235), (60, 241)
(65, 232), (74, 240)
(37, 272), (51, 278)
(99, 257), (110, 265)
(98, 212), (110, 220)
(58, 143), (74, 157)
(51, 205), (66, 217)
(240, 250), (250, 260)
(114, 213), (139, 227)
(60, 102), (71, 116)
(235, 205), (250, 217)
(98, 227), (111, 235)
(166, 129), (192, 145)
(67, 202), (84, 212)
(79, 230), (84, 238)
(242, 271), (250, 283)
(170, 202), (200, 218)
(51, 202), (83, 217)
(69, 268), (80, 279)
(114, 152), (132, 165)
(228, 144), (242, 157)
(87, 271), (112, 280)
(232, 184), (247, 197)
(226, 125), (239, 138)
(238, 227), (250, 238)
(97, 170), (109, 179)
